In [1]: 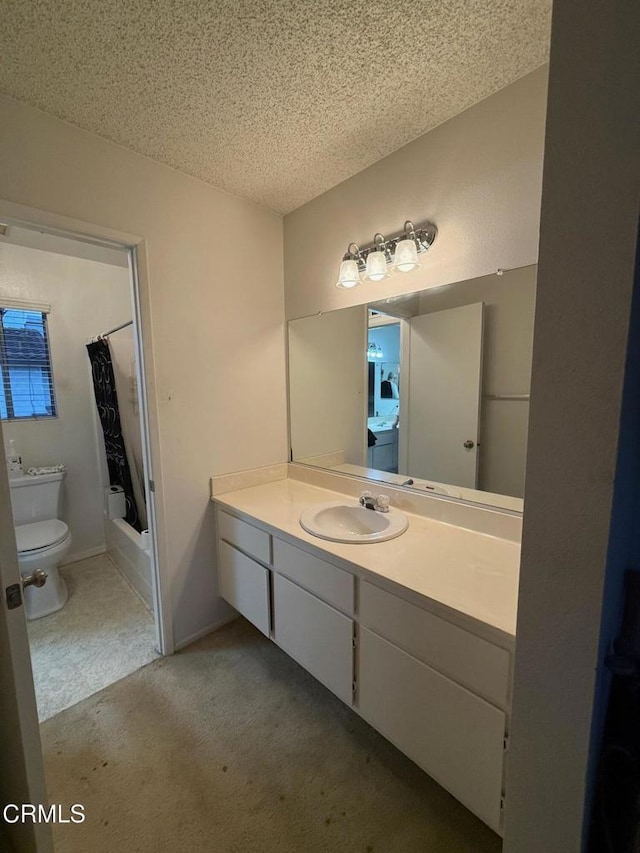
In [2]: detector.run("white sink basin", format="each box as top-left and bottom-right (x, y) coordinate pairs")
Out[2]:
(300, 501), (408, 544)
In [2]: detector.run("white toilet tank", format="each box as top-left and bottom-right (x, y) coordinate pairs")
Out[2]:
(9, 472), (66, 525)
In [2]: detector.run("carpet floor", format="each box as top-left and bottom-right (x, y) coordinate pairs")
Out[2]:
(28, 554), (158, 721)
(42, 618), (501, 853)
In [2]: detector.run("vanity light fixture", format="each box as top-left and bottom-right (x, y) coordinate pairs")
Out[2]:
(336, 242), (364, 289)
(364, 234), (392, 283)
(393, 221), (422, 273)
(335, 218), (437, 289)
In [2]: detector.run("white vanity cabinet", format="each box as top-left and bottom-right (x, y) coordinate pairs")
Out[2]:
(217, 513), (356, 704)
(357, 580), (509, 832)
(272, 574), (354, 705)
(367, 427), (398, 473)
(271, 538), (355, 704)
(214, 504), (512, 835)
(216, 512), (272, 636)
(218, 540), (271, 636)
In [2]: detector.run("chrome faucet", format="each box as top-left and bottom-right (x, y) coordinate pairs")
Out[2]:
(359, 492), (390, 513)
(359, 493), (377, 511)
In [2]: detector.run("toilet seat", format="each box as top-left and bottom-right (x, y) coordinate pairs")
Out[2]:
(15, 519), (70, 554)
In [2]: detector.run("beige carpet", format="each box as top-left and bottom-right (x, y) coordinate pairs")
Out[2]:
(42, 618), (501, 853)
(28, 554), (158, 721)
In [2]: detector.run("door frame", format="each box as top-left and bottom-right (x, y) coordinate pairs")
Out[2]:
(0, 197), (173, 655)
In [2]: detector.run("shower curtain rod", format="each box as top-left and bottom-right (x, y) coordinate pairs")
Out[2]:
(95, 319), (133, 340)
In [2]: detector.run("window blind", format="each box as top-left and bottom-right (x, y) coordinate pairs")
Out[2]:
(0, 307), (57, 420)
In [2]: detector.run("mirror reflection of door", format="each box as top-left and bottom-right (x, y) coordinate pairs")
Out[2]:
(367, 319), (401, 474)
(406, 303), (483, 489)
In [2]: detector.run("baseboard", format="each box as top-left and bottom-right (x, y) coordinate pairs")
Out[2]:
(174, 613), (239, 651)
(61, 545), (107, 565)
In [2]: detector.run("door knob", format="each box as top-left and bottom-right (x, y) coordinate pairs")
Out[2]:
(463, 440), (475, 449)
(22, 569), (48, 589)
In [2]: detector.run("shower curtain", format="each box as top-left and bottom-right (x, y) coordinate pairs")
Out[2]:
(86, 338), (142, 532)
(109, 331), (148, 530)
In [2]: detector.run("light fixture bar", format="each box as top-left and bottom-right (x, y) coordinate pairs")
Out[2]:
(356, 219), (437, 266)
(335, 218), (437, 288)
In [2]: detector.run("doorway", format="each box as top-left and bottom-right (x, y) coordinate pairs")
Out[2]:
(0, 214), (166, 723)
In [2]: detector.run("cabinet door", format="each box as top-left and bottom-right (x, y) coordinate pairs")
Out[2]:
(218, 540), (270, 636)
(358, 627), (505, 833)
(360, 580), (510, 709)
(374, 429), (394, 446)
(273, 574), (354, 705)
(372, 442), (396, 472)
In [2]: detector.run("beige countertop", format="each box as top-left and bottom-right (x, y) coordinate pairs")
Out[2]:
(213, 477), (520, 640)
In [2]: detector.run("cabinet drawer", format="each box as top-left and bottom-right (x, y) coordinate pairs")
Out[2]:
(273, 574), (354, 705)
(218, 540), (270, 636)
(217, 509), (271, 565)
(360, 581), (510, 709)
(358, 627), (505, 833)
(273, 538), (354, 615)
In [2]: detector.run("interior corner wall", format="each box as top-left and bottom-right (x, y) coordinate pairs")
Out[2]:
(0, 241), (131, 560)
(503, 1), (640, 850)
(0, 95), (288, 649)
(283, 66), (548, 321)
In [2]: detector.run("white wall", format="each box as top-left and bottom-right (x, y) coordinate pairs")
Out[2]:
(289, 306), (366, 464)
(284, 67), (547, 320)
(504, 0), (640, 849)
(416, 265), (536, 497)
(0, 94), (288, 650)
(0, 241), (132, 560)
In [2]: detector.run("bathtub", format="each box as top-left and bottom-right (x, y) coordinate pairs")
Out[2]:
(105, 517), (152, 610)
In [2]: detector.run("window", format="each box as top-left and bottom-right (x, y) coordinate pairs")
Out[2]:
(0, 308), (57, 420)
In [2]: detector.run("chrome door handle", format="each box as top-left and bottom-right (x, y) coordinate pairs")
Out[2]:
(463, 440), (475, 449)
(22, 569), (48, 589)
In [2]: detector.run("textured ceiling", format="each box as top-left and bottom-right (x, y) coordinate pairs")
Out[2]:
(0, 1), (551, 213)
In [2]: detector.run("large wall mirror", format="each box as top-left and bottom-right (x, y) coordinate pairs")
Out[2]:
(288, 265), (536, 511)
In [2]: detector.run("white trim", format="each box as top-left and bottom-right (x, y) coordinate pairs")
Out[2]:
(174, 613), (238, 651)
(0, 296), (51, 314)
(0, 199), (172, 657)
(61, 545), (107, 565)
(0, 199), (142, 249)
(128, 246), (173, 656)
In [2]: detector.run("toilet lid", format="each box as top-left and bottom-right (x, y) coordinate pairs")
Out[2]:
(15, 520), (69, 553)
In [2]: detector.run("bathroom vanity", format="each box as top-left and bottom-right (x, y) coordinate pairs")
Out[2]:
(366, 425), (398, 473)
(212, 472), (519, 835)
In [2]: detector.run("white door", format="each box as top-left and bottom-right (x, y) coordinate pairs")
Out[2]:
(0, 423), (53, 853)
(406, 303), (483, 488)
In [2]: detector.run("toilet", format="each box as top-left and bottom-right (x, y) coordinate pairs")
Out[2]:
(9, 471), (72, 620)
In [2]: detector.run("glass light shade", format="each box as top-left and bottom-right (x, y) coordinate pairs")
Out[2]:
(364, 250), (390, 282)
(336, 258), (361, 289)
(393, 238), (421, 273)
